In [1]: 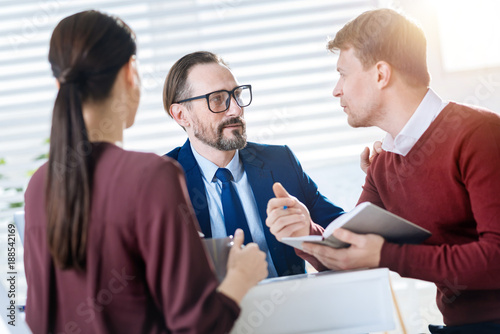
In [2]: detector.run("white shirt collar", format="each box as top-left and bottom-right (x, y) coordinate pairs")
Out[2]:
(382, 88), (448, 156)
(190, 143), (244, 183)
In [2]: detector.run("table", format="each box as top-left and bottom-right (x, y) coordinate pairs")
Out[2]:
(231, 268), (395, 334)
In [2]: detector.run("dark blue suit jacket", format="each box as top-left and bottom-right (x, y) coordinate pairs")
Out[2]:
(166, 140), (344, 276)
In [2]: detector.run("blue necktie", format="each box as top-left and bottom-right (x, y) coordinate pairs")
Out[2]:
(216, 168), (253, 244)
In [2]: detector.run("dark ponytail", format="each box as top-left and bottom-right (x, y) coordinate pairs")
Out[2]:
(46, 10), (136, 270)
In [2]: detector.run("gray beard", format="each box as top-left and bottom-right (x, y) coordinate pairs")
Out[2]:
(193, 119), (247, 151)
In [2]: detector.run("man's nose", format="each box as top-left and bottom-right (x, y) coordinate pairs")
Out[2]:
(333, 81), (342, 97)
(225, 96), (243, 117)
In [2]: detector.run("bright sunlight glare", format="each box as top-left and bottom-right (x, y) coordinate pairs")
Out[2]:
(433, 0), (500, 72)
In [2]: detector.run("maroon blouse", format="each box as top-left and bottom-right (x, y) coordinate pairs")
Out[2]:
(24, 142), (239, 333)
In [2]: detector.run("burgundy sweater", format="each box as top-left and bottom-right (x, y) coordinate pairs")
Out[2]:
(304, 103), (500, 326)
(24, 143), (239, 333)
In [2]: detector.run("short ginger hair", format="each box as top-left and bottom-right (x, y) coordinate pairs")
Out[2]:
(328, 8), (430, 87)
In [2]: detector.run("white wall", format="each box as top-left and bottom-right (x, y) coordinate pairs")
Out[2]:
(401, 0), (500, 111)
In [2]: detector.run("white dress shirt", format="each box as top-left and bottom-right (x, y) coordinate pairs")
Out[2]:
(382, 88), (449, 156)
(191, 144), (279, 277)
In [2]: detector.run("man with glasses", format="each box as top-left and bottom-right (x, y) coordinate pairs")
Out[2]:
(163, 51), (344, 277)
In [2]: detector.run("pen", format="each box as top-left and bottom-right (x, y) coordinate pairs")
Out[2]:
(283, 206), (287, 210)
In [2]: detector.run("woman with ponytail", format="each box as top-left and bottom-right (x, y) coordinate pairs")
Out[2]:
(24, 10), (267, 333)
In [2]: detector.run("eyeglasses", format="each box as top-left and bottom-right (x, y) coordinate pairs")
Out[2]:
(175, 85), (252, 113)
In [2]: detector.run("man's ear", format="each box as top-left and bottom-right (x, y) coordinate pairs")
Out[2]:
(375, 61), (391, 89)
(170, 103), (190, 128)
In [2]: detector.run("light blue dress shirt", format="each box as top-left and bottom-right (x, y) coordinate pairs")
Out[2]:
(190, 144), (278, 278)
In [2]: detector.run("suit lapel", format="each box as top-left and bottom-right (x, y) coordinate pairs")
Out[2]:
(177, 140), (212, 238)
(240, 145), (288, 275)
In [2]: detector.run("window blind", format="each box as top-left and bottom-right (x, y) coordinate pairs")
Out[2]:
(0, 0), (387, 312)
(0, 0), (383, 221)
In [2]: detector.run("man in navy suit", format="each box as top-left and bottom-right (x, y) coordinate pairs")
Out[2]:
(163, 51), (344, 277)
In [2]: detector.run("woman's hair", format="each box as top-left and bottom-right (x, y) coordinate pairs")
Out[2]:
(46, 10), (136, 270)
(163, 51), (228, 118)
(328, 8), (430, 87)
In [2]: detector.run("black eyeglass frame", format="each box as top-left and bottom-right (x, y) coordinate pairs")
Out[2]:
(174, 84), (252, 113)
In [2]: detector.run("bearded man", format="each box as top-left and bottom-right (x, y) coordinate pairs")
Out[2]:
(163, 51), (344, 277)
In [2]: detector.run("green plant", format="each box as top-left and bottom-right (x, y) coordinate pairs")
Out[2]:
(0, 138), (49, 211)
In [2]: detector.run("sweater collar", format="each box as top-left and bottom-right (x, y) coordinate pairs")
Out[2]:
(382, 88), (449, 156)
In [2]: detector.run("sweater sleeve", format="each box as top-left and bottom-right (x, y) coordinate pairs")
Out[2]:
(135, 158), (240, 333)
(357, 155), (385, 208)
(380, 120), (500, 290)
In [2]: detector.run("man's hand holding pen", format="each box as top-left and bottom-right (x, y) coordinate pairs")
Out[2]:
(266, 182), (312, 240)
